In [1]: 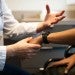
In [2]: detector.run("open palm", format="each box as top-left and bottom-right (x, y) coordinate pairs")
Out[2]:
(44, 5), (65, 25)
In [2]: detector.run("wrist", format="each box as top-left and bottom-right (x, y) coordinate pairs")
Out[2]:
(6, 44), (16, 59)
(47, 33), (53, 43)
(37, 35), (43, 44)
(36, 22), (47, 33)
(29, 35), (43, 44)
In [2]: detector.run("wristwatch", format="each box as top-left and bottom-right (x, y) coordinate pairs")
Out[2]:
(42, 31), (50, 44)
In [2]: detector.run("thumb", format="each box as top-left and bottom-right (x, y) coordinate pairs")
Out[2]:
(46, 4), (50, 14)
(24, 37), (33, 43)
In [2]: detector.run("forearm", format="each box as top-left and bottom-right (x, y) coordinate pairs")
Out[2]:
(47, 28), (75, 45)
(29, 35), (43, 44)
(30, 28), (75, 45)
(6, 44), (16, 59)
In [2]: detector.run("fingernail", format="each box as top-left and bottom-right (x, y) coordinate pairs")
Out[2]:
(64, 70), (68, 74)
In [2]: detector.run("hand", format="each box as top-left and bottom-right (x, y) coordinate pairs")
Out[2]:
(29, 35), (42, 45)
(44, 5), (65, 25)
(47, 54), (75, 74)
(6, 37), (41, 59)
(36, 5), (65, 33)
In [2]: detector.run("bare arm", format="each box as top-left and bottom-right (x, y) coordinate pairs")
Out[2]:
(47, 28), (75, 45)
(30, 28), (75, 45)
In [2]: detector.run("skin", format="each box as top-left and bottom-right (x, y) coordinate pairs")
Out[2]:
(29, 28), (75, 74)
(6, 4), (65, 60)
(36, 5), (65, 33)
(29, 28), (75, 45)
(47, 54), (75, 74)
(29, 27), (75, 74)
(47, 29), (75, 74)
(6, 37), (41, 59)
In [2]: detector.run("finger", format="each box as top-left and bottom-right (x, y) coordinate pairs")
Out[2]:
(24, 37), (33, 42)
(56, 10), (65, 17)
(27, 52), (36, 56)
(47, 59), (68, 69)
(46, 4), (50, 14)
(64, 63), (74, 74)
(26, 48), (40, 53)
(57, 16), (65, 21)
(29, 44), (41, 49)
(25, 53), (36, 59)
(51, 16), (65, 24)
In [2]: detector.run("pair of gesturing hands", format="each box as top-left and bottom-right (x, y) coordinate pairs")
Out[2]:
(7, 5), (74, 74)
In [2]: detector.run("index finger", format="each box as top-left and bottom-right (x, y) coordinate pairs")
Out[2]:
(29, 43), (41, 49)
(64, 62), (74, 74)
(47, 58), (68, 69)
(56, 10), (65, 17)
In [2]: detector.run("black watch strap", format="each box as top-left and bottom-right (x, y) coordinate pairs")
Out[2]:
(42, 32), (50, 44)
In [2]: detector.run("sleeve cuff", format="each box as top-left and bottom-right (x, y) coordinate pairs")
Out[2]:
(0, 46), (6, 71)
(24, 22), (39, 33)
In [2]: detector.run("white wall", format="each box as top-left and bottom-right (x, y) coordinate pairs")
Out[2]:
(6, 0), (66, 11)
(66, 0), (75, 5)
(6, 0), (44, 11)
(6, 0), (75, 21)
